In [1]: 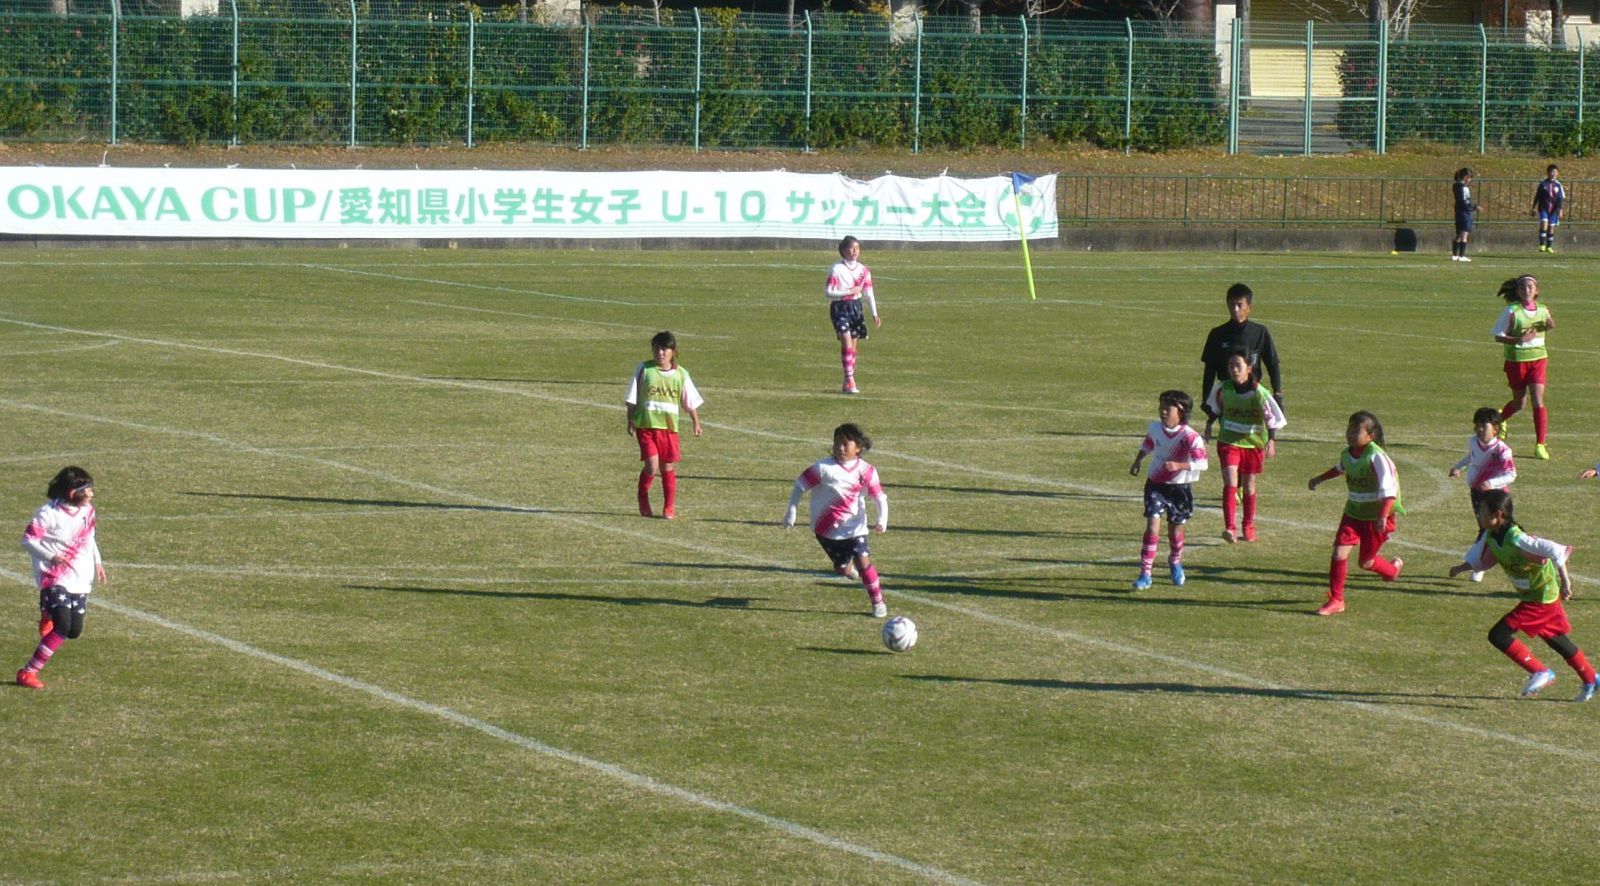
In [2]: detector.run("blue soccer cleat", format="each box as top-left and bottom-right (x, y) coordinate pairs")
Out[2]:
(1132, 572), (1153, 591)
(1521, 669), (1556, 697)
(1169, 563), (1186, 587)
(1577, 681), (1598, 703)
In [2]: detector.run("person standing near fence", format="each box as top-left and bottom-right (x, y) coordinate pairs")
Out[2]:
(1452, 168), (1478, 262)
(1532, 164), (1565, 254)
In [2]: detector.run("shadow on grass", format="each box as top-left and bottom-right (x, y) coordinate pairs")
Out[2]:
(344, 583), (832, 615)
(676, 474), (1125, 503)
(801, 646), (892, 656)
(904, 675), (1488, 709)
(693, 517), (1106, 540)
(183, 491), (565, 516)
(423, 377), (599, 386)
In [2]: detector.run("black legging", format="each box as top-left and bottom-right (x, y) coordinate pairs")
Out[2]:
(1490, 617), (1577, 658)
(47, 606), (85, 640)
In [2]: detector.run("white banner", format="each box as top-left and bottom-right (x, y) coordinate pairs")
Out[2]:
(0, 167), (1057, 242)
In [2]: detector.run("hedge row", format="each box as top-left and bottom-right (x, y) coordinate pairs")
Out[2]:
(0, 10), (1225, 151)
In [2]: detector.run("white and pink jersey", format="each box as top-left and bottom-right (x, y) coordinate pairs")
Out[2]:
(825, 259), (878, 317)
(21, 500), (101, 595)
(784, 456), (888, 539)
(1139, 421), (1209, 485)
(1452, 436), (1516, 490)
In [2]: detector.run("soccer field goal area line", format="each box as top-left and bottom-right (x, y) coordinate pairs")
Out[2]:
(2, 319), (1599, 742)
(0, 566), (986, 886)
(4, 389), (1599, 774)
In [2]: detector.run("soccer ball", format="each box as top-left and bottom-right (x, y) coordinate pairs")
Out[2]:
(882, 616), (917, 653)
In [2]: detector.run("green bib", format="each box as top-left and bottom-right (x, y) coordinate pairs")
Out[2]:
(1217, 383), (1272, 449)
(1503, 304), (1551, 362)
(1486, 525), (1561, 604)
(631, 364), (687, 432)
(1340, 443), (1401, 521)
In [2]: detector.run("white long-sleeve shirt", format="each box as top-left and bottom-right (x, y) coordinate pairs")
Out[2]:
(21, 500), (101, 594)
(1138, 421), (1209, 484)
(784, 457), (887, 539)
(825, 259), (878, 318)
(1452, 436), (1516, 490)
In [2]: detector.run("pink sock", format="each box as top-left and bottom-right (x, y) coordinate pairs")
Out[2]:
(1504, 639), (1545, 674)
(1565, 650), (1597, 684)
(1139, 531), (1159, 574)
(1366, 555), (1399, 581)
(662, 471), (677, 514)
(637, 471), (655, 516)
(861, 564), (882, 604)
(1328, 556), (1348, 601)
(842, 346), (856, 384)
(1534, 406), (1548, 444)
(25, 631), (64, 673)
(1168, 526), (1185, 564)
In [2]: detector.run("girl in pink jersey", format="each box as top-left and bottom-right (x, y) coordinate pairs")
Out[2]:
(17, 466), (108, 690)
(1129, 390), (1209, 590)
(1448, 407), (1516, 582)
(824, 236), (882, 395)
(782, 423), (890, 617)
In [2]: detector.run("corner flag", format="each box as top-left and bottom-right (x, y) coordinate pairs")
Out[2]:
(1010, 173), (1038, 301)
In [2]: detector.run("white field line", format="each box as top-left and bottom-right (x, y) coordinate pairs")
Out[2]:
(1, 315), (1597, 774)
(0, 568), (982, 886)
(299, 263), (657, 307)
(4, 392), (1599, 773)
(110, 560), (802, 587)
(0, 339), (119, 357)
(403, 299), (733, 340)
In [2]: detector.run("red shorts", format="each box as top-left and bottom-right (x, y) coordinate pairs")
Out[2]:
(1504, 599), (1572, 639)
(1503, 359), (1547, 390)
(1218, 442), (1266, 476)
(1334, 513), (1395, 562)
(634, 428), (681, 464)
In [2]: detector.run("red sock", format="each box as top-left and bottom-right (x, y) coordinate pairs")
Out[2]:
(1242, 492), (1257, 531)
(1366, 555), (1399, 581)
(1139, 531), (1159, 573)
(1504, 639), (1545, 674)
(1501, 399), (1521, 422)
(1328, 556), (1348, 601)
(637, 471), (655, 516)
(25, 631), (64, 673)
(1222, 486), (1238, 532)
(1168, 525), (1185, 564)
(662, 471), (678, 517)
(861, 564), (883, 604)
(1534, 406), (1548, 444)
(1564, 650), (1597, 684)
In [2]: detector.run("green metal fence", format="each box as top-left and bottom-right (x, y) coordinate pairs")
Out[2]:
(4, 6), (1600, 155)
(1061, 175), (1584, 226)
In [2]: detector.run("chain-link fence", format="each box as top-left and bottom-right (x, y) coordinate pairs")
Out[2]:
(1059, 175), (1579, 227)
(4, 5), (1600, 156)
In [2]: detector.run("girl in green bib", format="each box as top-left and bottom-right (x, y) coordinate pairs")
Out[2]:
(1492, 275), (1554, 459)
(1449, 489), (1597, 701)
(1307, 411), (1402, 616)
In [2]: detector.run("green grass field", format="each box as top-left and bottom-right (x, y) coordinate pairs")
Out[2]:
(4, 247), (1600, 883)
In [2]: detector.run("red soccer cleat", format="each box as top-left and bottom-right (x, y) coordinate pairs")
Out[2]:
(16, 669), (43, 690)
(1242, 525), (1257, 542)
(1316, 598), (1346, 617)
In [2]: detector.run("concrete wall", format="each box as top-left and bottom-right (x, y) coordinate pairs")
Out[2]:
(0, 226), (1584, 254)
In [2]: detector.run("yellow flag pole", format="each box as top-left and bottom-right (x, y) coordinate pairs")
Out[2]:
(1014, 187), (1037, 301)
